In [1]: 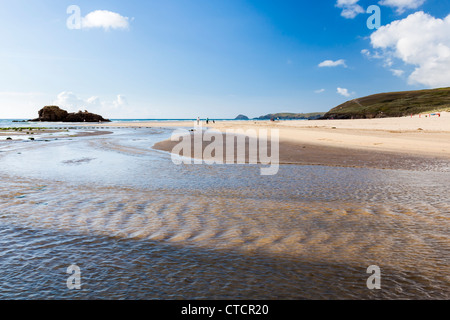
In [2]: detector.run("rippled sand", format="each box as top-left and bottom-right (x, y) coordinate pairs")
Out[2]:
(0, 128), (449, 299)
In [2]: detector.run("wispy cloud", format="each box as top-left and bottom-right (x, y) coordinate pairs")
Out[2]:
(314, 89), (326, 93)
(390, 69), (405, 77)
(336, 0), (365, 19)
(337, 87), (353, 97)
(318, 59), (347, 68)
(378, 0), (426, 14)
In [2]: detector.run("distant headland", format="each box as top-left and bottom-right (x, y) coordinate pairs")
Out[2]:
(235, 112), (325, 121)
(30, 106), (110, 122)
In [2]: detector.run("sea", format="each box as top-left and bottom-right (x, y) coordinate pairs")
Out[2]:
(0, 120), (448, 299)
(0, 119), (244, 128)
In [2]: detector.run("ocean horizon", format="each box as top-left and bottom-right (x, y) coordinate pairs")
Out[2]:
(0, 118), (261, 127)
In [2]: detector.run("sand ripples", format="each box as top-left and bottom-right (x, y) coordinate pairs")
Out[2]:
(0, 129), (449, 299)
(1, 177), (448, 273)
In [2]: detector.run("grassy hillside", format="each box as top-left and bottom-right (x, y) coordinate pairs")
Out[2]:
(255, 112), (325, 120)
(322, 87), (450, 119)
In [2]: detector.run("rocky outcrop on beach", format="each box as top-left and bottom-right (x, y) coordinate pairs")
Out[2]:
(30, 106), (110, 122)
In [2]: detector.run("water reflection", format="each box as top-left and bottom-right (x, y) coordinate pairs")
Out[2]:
(0, 128), (448, 299)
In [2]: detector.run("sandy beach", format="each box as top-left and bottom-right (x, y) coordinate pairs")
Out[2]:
(209, 112), (450, 158)
(90, 112), (450, 160)
(77, 113), (450, 170)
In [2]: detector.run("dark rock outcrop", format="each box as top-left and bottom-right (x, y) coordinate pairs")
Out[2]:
(30, 106), (110, 122)
(235, 114), (249, 120)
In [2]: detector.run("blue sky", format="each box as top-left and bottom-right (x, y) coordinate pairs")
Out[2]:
(0, 0), (449, 119)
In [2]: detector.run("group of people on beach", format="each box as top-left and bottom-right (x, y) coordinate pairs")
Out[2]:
(413, 113), (441, 118)
(197, 117), (215, 125)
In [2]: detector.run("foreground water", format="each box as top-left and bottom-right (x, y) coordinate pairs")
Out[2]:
(0, 127), (449, 299)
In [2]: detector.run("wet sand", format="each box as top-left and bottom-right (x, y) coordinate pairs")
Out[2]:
(0, 126), (449, 299)
(0, 128), (113, 140)
(0, 128), (62, 136)
(152, 132), (450, 171)
(81, 112), (450, 168)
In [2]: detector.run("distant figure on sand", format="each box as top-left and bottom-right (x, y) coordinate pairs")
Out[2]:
(206, 118), (209, 125)
(197, 117), (200, 125)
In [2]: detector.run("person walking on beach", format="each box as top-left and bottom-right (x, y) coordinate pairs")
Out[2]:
(206, 118), (209, 125)
(197, 117), (200, 125)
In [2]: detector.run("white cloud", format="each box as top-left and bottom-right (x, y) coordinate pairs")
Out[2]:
(54, 92), (86, 111)
(82, 10), (130, 31)
(390, 69), (405, 77)
(378, 0), (426, 14)
(361, 49), (384, 60)
(54, 92), (128, 115)
(318, 59), (347, 68)
(112, 95), (128, 108)
(336, 0), (365, 19)
(87, 96), (100, 105)
(315, 89), (326, 93)
(337, 87), (352, 97)
(370, 11), (450, 87)
(361, 49), (371, 57)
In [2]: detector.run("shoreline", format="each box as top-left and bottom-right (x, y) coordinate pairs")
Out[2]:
(3, 114), (450, 170)
(0, 128), (113, 141)
(101, 113), (450, 170)
(152, 132), (450, 171)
